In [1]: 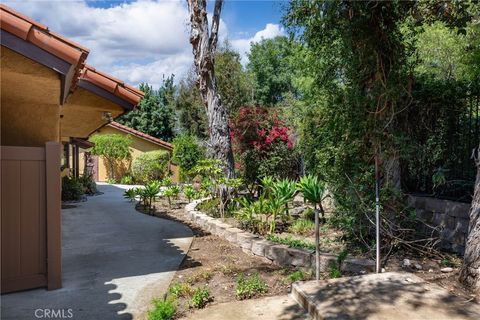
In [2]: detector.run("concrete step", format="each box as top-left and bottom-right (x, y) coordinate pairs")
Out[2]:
(291, 272), (480, 320)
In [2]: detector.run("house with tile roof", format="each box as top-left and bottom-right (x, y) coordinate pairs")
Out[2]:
(0, 4), (144, 293)
(85, 121), (179, 183)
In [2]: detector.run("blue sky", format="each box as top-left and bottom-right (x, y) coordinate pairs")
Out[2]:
(4, 0), (286, 88)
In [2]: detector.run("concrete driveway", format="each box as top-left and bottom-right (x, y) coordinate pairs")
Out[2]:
(1, 183), (193, 320)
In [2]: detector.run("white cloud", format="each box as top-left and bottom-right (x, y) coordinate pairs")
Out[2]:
(4, 0), (281, 87)
(231, 23), (285, 65)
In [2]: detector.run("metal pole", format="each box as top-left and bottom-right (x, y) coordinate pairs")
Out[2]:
(315, 203), (320, 280)
(375, 154), (381, 273)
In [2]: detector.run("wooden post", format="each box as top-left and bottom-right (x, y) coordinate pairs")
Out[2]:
(46, 142), (62, 290)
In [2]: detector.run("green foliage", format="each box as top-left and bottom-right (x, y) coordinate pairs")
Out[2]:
(235, 273), (268, 300)
(147, 297), (176, 320)
(123, 188), (137, 202)
(172, 134), (205, 181)
(62, 176), (84, 201)
(216, 40), (254, 113)
(90, 134), (131, 181)
(78, 174), (98, 195)
(302, 208), (315, 221)
(174, 73), (208, 139)
(132, 150), (170, 184)
(190, 287), (212, 309)
(265, 234), (315, 251)
(183, 185), (196, 203)
(142, 181), (161, 212)
(120, 175), (134, 185)
(118, 80), (176, 141)
(288, 219), (315, 235)
(283, 270), (310, 284)
(163, 185), (180, 209)
(329, 265), (342, 279)
(297, 175), (325, 212)
(247, 36), (299, 106)
(168, 282), (193, 298)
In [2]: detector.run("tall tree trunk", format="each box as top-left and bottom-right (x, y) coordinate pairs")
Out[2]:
(460, 145), (480, 293)
(187, 0), (235, 178)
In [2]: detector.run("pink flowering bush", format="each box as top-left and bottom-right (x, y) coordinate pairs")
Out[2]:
(231, 106), (299, 187)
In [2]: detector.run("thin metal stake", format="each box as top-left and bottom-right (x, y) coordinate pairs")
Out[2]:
(375, 155), (381, 273)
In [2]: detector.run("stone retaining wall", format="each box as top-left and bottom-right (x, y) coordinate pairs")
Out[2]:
(185, 200), (375, 273)
(408, 195), (470, 255)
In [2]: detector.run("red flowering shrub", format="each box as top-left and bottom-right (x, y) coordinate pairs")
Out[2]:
(231, 106), (299, 186)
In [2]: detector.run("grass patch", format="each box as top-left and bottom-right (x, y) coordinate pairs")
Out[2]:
(282, 270), (311, 284)
(147, 298), (176, 320)
(216, 263), (240, 276)
(265, 234), (315, 251)
(288, 219), (315, 235)
(190, 286), (212, 309)
(236, 273), (268, 300)
(168, 282), (193, 298)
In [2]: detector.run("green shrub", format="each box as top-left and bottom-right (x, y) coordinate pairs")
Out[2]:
(78, 174), (98, 195)
(123, 188), (137, 202)
(329, 264), (342, 279)
(288, 219), (315, 235)
(190, 287), (212, 308)
(62, 176), (84, 201)
(283, 270), (310, 284)
(132, 150), (170, 183)
(147, 298), (176, 320)
(120, 175), (134, 185)
(236, 273), (268, 300)
(90, 134), (131, 181)
(172, 134), (205, 182)
(183, 185), (196, 202)
(168, 282), (193, 298)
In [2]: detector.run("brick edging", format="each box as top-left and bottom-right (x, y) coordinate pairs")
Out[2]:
(185, 199), (375, 272)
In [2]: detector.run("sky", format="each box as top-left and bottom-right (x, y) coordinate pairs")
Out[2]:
(4, 0), (286, 88)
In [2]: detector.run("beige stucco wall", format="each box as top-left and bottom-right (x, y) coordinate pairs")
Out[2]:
(91, 126), (179, 183)
(1, 47), (61, 147)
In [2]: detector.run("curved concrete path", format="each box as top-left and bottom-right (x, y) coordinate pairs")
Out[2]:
(1, 183), (193, 320)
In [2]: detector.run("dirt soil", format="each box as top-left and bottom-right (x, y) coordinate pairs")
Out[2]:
(137, 197), (302, 318)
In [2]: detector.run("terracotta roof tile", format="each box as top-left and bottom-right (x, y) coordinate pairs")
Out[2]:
(81, 66), (144, 105)
(1, 4), (88, 92)
(1, 4), (143, 106)
(108, 121), (173, 150)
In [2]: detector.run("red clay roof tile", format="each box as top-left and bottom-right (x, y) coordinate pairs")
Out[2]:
(108, 121), (173, 150)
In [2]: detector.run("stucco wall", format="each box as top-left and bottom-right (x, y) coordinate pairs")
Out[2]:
(408, 195), (471, 255)
(1, 47), (61, 147)
(91, 126), (179, 182)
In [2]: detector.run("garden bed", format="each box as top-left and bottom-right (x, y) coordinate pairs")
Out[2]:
(137, 198), (314, 319)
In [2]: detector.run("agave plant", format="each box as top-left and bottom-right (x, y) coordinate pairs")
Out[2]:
(163, 185), (180, 209)
(296, 175), (326, 220)
(123, 188), (137, 202)
(272, 178), (297, 215)
(260, 176), (274, 197)
(143, 181), (161, 213)
(183, 185), (196, 203)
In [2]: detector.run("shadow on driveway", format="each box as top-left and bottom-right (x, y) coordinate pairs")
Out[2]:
(1, 183), (193, 320)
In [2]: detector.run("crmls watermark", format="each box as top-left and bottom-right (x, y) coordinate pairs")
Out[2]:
(34, 309), (74, 319)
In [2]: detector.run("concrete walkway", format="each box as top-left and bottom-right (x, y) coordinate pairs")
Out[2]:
(292, 272), (480, 320)
(181, 295), (310, 320)
(1, 183), (193, 320)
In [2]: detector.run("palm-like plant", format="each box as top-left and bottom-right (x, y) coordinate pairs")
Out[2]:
(272, 178), (296, 215)
(143, 181), (161, 214)
(297, 175), (326, 220)
(296, 174), (326, 281)
(183, 185), (196, 203)
(163, 185), (180, 209)
(123, 188), (137, 202)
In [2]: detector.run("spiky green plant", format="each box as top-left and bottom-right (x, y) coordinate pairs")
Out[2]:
(297, 175), (326, 220)
(183, 185), (196, 203)
(123, 188), (137, 202)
